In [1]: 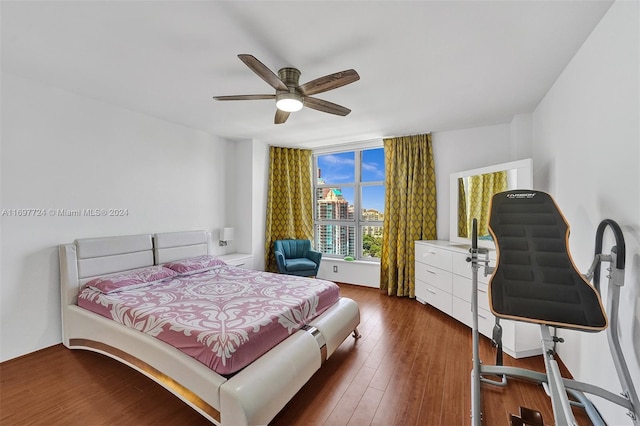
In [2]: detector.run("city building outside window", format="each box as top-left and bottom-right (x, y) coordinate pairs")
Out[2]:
(313, 146), (384, 260)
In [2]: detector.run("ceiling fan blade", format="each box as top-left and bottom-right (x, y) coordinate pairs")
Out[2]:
(213, 94), (275, 101)
(238, 54), (288, 91)
(298, 69), (360, 96)
(275, 109), (290, 124)
(304, 97), (351, 116)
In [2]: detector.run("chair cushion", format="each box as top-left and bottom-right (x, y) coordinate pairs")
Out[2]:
(285, 258), (318, 272)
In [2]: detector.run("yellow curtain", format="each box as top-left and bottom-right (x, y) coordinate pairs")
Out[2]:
(380, 134), (437, 297)
(467, 171), (507, 237)
(264, 146), (314, 272)
(457, 177), (468, 238)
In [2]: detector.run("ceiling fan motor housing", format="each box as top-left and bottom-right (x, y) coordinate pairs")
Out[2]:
(278, 67), (301, 86)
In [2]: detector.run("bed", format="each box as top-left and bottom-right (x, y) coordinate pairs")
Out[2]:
(59, 230), (361, 425)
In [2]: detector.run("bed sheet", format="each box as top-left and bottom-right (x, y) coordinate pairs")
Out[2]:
(78, 265), (340, 375)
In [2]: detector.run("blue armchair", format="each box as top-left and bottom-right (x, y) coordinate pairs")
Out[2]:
(274, 239), (322, 277)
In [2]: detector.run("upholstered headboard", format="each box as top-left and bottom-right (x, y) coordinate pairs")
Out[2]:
(59, 233), (155, 306)
(59, 230), (211, 306)
(153, 230), (209, 264)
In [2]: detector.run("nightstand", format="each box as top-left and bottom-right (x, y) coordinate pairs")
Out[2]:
(219, 253), (254, 269)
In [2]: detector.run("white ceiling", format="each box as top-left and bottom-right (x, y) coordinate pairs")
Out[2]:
(1, 0), (614, 149)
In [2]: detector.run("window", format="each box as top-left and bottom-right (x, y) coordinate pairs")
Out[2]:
(314, 147), (384, 260)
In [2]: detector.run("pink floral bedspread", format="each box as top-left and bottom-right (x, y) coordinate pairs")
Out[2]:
(78, 265), (340, 375)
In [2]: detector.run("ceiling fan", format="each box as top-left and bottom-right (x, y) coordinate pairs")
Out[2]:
(213, 54), (360, 124)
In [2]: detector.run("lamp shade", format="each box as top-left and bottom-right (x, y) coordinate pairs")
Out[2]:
(222, 227), (234, 242)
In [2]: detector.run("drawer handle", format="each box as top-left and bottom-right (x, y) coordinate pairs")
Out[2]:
(478, 288), (487, 294)
(424, 251), (436, 256)
(426, 288), (437, 294)
(478, 313), (487, 320)
(426, 269), (436, 274)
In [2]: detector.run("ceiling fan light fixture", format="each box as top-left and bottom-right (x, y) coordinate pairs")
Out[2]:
(276, 92), (303, 112)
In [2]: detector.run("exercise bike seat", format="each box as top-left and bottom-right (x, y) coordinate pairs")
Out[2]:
(487, 190), (607, 332)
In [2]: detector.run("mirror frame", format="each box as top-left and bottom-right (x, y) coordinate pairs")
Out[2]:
(449, 158), (533, 248)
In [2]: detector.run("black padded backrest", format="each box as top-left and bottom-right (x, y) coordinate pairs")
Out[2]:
(488, 190), (607, 332)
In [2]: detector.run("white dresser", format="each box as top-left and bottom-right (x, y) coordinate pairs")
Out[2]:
(415, 240), (540, 358)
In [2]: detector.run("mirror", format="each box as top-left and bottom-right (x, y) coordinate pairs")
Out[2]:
(449, 158), (533, 248)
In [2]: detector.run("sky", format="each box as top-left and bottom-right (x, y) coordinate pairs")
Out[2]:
(317, 148), (385, 213)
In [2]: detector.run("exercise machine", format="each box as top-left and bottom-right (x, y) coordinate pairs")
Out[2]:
(469, 190), (638, 425)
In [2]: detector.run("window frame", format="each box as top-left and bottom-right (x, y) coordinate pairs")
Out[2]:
(313, 143), (384, 261)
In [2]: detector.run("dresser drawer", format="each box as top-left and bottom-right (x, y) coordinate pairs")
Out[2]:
(452, 275), (490, 311)
(415, 262), (452, 293)
(452, 297), (495, 338)
(415, 243), (452, 270)
(416, 279), (452, 316)
(452, 251), (493, 284)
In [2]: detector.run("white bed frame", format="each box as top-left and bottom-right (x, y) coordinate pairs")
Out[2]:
(59, 230), (360, 425)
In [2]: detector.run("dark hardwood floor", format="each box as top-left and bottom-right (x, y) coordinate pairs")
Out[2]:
(1, 283), (591, 425)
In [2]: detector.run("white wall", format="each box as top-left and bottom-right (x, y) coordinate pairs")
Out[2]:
(317, 258), (379, 288)
(0, 73), (233, 362)
(532, 1), (639, 423)
(432, 122), (517, 241)
(251, 140), (269, 271)
(229, 138), (269, 270)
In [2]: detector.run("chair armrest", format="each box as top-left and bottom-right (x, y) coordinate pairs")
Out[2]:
(274, 250), (286, 271)
(306, 250), (322, 266)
